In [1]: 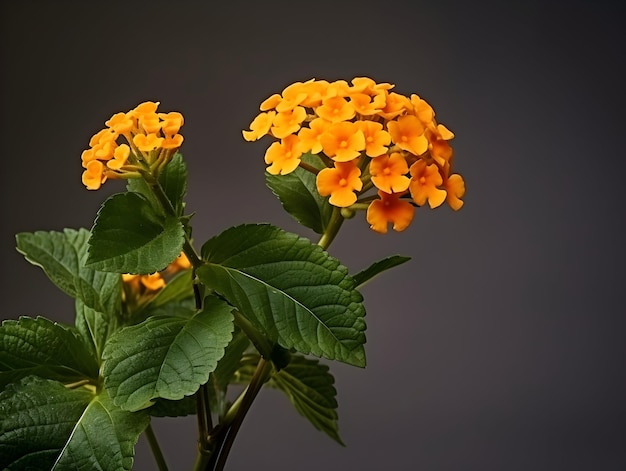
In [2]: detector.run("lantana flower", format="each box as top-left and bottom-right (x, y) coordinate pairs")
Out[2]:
(242, 77), (465, 233)
(80, 101), (184, 190)
(316, 161), (363, 207)
(366, 191), (415, 234)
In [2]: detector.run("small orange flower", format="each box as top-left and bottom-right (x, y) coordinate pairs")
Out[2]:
(319, 122), (365, 162)
(243, 111), (276, 141)
(264, 134), (304, 175)
(133, 133), (164, 152)
(409, 160), (447, 208)
(445, 174), (465, 210)
(298, 118), (330, 154)
(159, 112), (185, 136)
(107, 144), (131, 170)
(316, 161), (363, 207)
(271, 106), (307, 139)
(354, 121), (391, 157)
(105, 112), (134, 134)
(387, 115), (428, 156)
(315, 96), (355, 123)
(370, 152), (410, 193)
(82, 160), (106, 190)
(366, 191), (415, 233)
(140, 273), (166, 291)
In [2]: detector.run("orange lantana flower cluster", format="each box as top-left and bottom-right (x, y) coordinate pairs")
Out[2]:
(81, 101), (184, 190)
(243, 77), (465, 233)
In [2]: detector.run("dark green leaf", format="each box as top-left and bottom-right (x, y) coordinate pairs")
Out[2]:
(15, 228), (121, 316)
(272, 355), (343, 444)
(102, 295), (234, 411)
(266, 153), (333, 234)
(148, 396), (197, 418)
(0, 377), (94, 470)
(86, 192), (185, 274)
(233, 353), (343, 444)
(0, 316), (99, 389)
(352, 255), (411, 288)
(198, 224), (366, 367)
(0, 377), (148, 471)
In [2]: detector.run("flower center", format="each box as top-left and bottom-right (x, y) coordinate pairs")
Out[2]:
(339, 178), (348, 187)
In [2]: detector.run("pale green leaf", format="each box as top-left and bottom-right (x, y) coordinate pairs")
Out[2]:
(102, 295), (234, 411)
(198, 224), (366, 367)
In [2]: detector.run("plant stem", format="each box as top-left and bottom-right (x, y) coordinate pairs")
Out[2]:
(145, 423), (169, 471)
(318, 206), (345, 250)
(204, 358), (273, 471)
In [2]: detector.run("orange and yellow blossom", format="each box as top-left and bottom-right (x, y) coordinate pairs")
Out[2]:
(387, 115), (428, 156)
(81, 101), (184, 189)
(316, 96), (356, 123)
(271, 106), (307, 139)
(354, 121), (391, 157)
(243, 77), (465, 234)
(366, 191), (415, 234)
(409, 160), (447, 208)
(264, 134), (304, 175)
(370, 152), (411, 194)
(319, 122), (366, 162)
(298, 118), (330, 154)
(316, 161), (363, 207)
(243, 111), (276, 141)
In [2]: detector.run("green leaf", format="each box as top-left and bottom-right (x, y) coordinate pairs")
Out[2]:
(266, 153), (333, 234)
(75, 299), (118, 361)
(102, 295), (234, 411)
(134, 269), (196, 321)
(159, 152), (188, 216)
(198, 224), (366, 367)
(233, 353), (343, 444)
(15, 228), (121, 316)
(352, 255), (412, 288)
(272, 355), (343, 444)
(86, 192), (185, 274)
(0, 316), (99, 389)
(148, 396), (197, 418)
(0, 377), (148, 471)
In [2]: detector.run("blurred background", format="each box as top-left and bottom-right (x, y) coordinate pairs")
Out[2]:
(2, 1), (625, 469)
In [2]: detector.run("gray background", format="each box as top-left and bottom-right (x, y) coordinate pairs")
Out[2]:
(2, 1), (625, 470)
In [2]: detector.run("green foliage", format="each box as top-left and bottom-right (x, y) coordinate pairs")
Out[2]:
(352, 255), (412, 288)
(102, 295), (234, 411)
(0, 377), (148, 471)
(127, 152), (188, 218)
(266, 153), (333, 234)
(198, 224), (366, 367)
(235, 353), (343, 444)
(86, 192), (185, 274)
(15, 228), (121, 316)
(0, 316), (99, 389)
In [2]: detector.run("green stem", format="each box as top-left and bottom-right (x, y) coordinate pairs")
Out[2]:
(205, 358), (273, 471)
(145, 423), (169, 471)
(317, 206), (345, 250)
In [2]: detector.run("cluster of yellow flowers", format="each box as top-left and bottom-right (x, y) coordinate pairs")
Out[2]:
(243, 77), (465, 233)
(81, 101), (184, 190)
